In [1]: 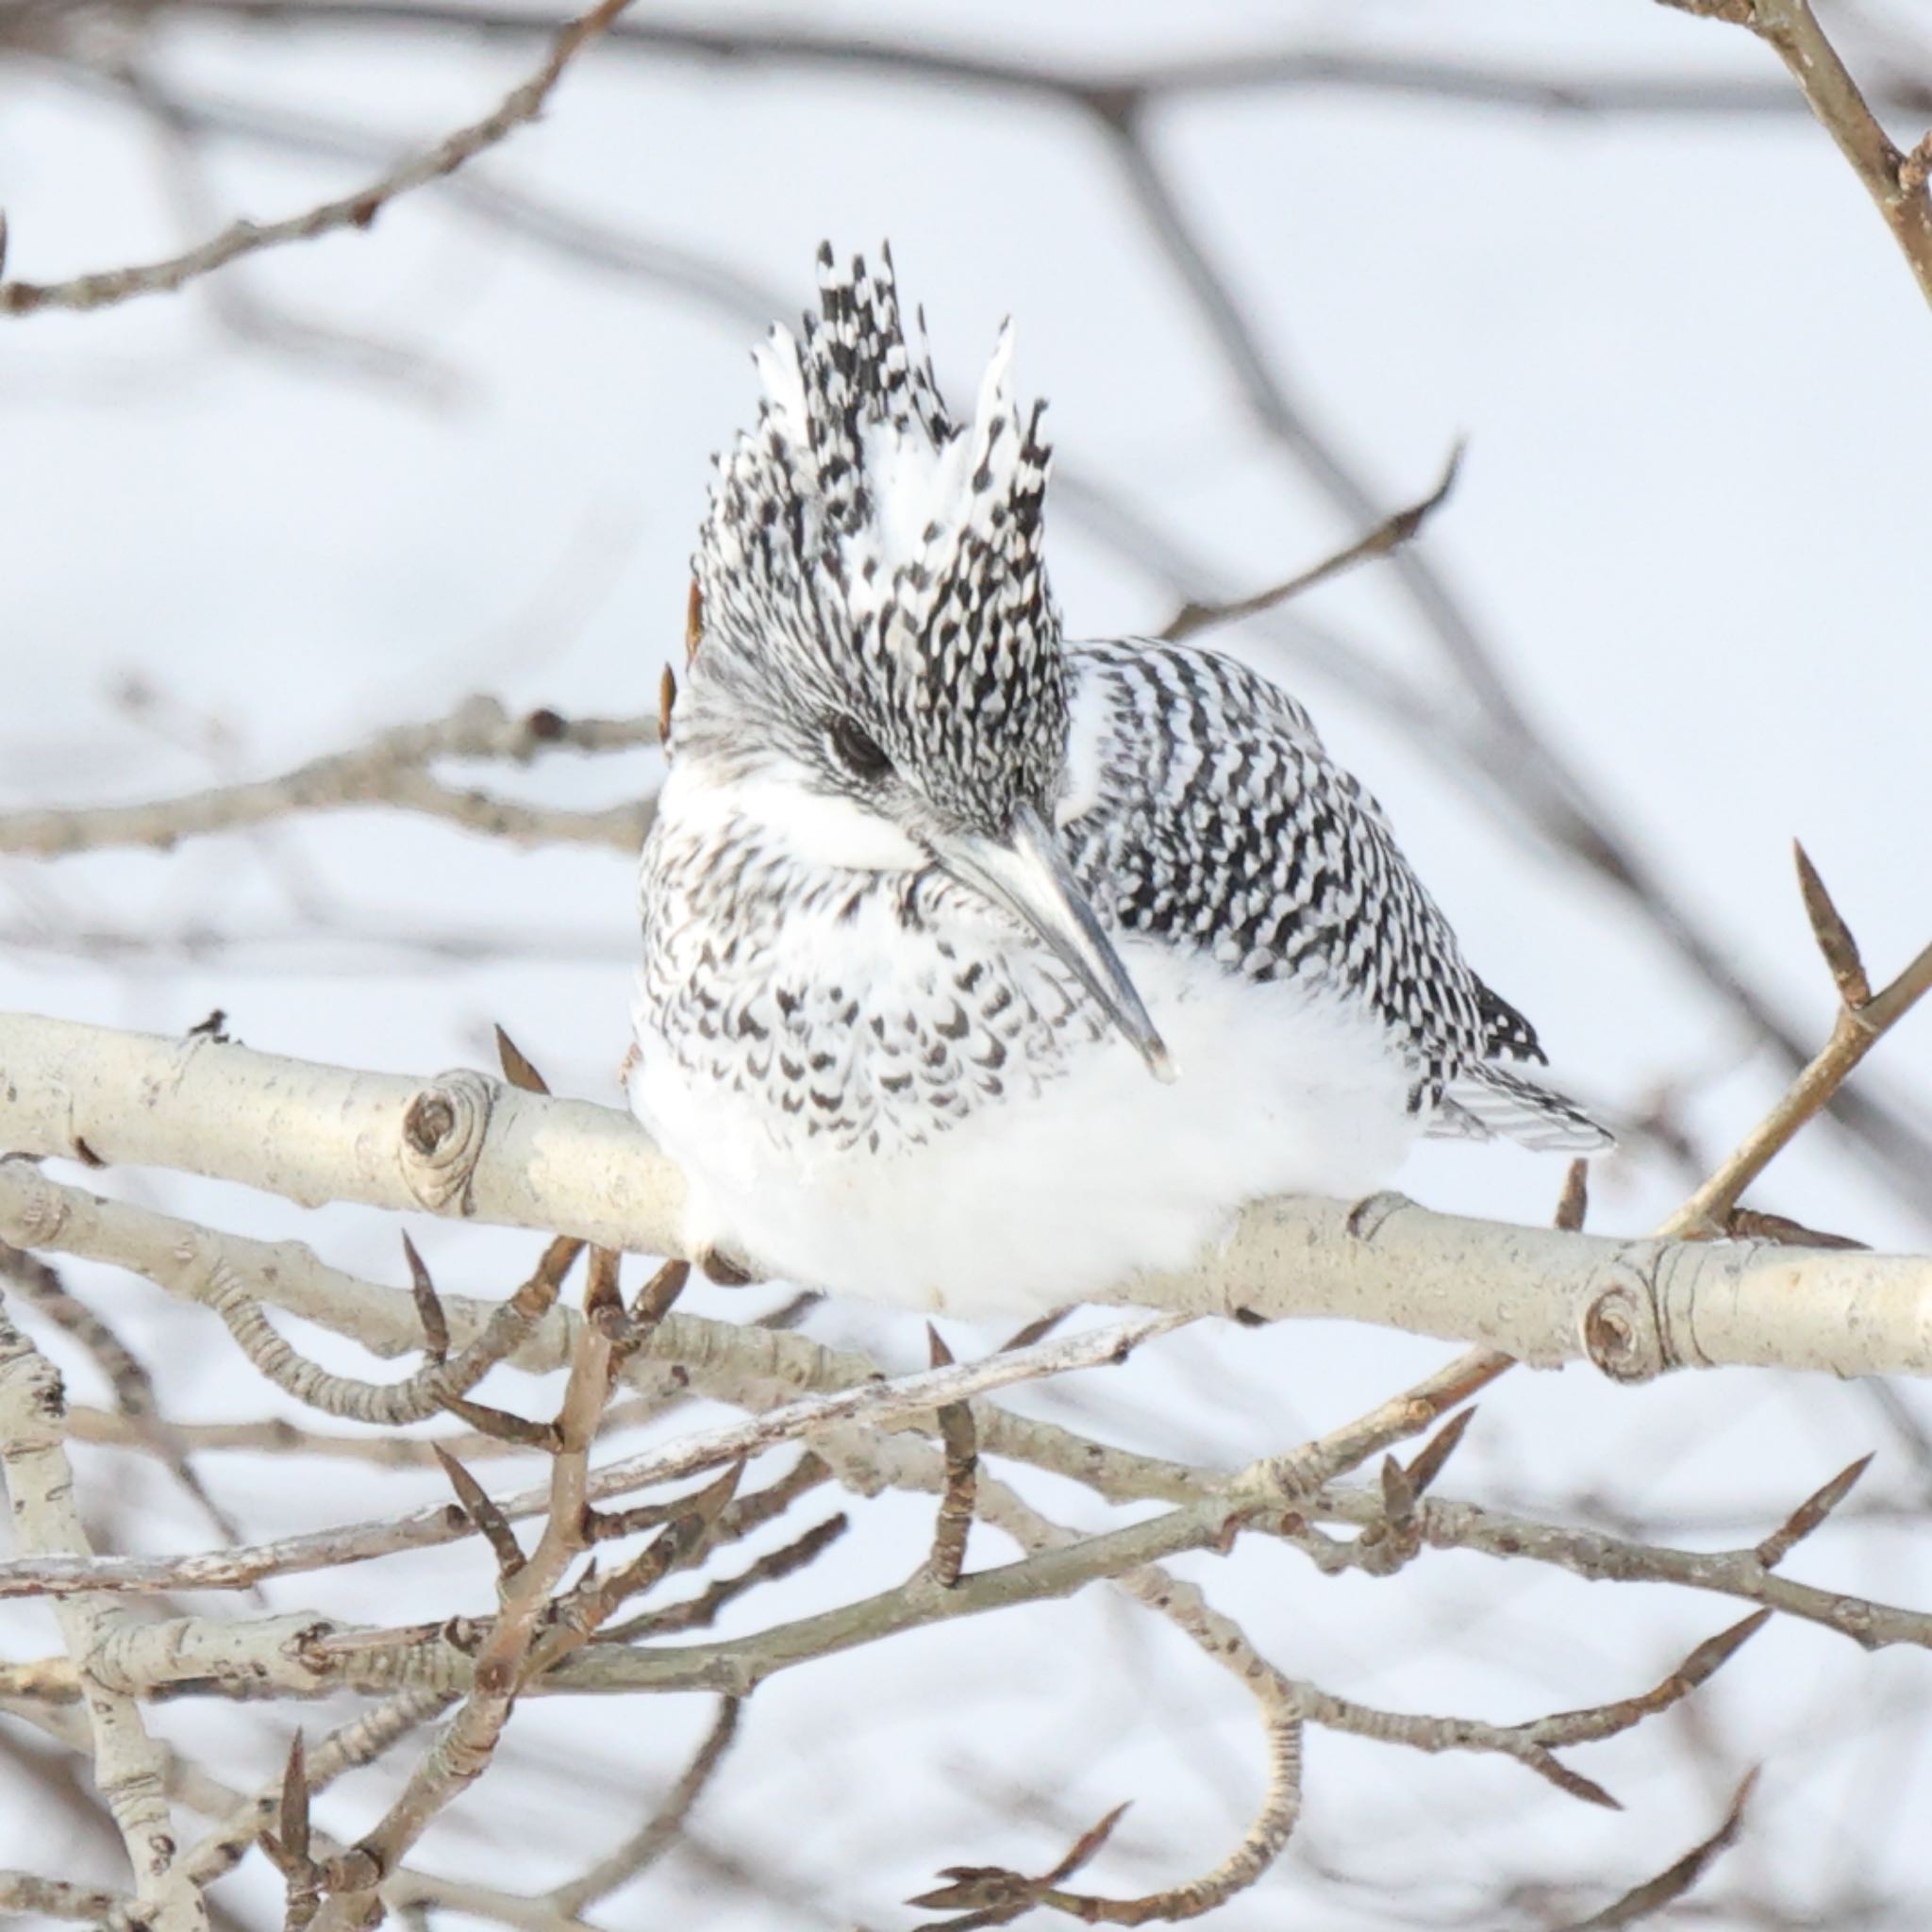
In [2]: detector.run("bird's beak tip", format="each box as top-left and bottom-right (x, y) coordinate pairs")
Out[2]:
(934, 805), (1175, 1086)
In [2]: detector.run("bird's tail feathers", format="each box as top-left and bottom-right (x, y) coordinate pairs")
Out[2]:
(1433, 1061), (1612, 1154)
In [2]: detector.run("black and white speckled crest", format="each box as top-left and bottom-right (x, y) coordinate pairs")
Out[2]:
(681, 242), (1067, 834)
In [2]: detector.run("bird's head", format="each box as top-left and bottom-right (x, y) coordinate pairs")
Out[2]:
(669, 242), (1171, 1080)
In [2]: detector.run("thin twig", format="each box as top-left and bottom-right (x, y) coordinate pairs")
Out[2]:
(95, 2), (1932, 125)
(63, 1394), (664, 1465)
(1159, 443), (1463, 641)
(314, 1316), (620, 1928)
(604, 1514), (849, 1641)
(925, 1327), (978, 1590)
(0, 0), (645, 315)
(203, 1235), (581, 1427)
(1566, 1769), (1757, 1927)
(165, 1690), (452, 1896)
(1662, 873), (1932, 1236)
(547, 1699), (741, 1911)
(0, 1312), (1183, 1597)
(0, 696), (649, 857)
(1662, 0), (1932, 312)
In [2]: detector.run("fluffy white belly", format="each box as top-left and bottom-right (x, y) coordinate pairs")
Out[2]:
(629, 938), (1417, 1316)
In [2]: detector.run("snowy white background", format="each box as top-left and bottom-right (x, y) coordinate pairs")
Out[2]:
(3, 0), (1931, 1924)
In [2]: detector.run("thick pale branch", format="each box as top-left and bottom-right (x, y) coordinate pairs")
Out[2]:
(0, 1011), (685, 1249)
(3, 1013), (1930, 1378)
(0, 1313), (206, 1929)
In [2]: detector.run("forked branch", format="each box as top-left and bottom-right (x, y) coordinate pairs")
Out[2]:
(1660, 0), (1932, 313)
(1662, 844), (1932, 1237)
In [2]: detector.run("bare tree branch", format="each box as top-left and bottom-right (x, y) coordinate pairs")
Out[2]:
(1565, 1768), (1757, 1927)
(1661, 852), (1932, 1235)
(0, 1308), (207, 1929)
(3, 1015), (1930, 1379)
(546, 1698), (740, 1912)
(0, 1241), (238, 1541)
(0, 695), (648, 858)
(308, 1319), (620, 1928)
(62, 3), (1932, 125)
(0, 0), (645, 314)
(1660, 0), (1932, 311)
(0, 1870), (130, 1921)
(0, 1299), (1181, 1599)
(1158, 445), (1463, 643)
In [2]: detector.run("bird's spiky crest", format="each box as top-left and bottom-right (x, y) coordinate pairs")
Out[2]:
(689, 243), (1067, 833)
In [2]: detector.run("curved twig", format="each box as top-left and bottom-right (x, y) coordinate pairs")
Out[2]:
(0, 0), (643, 315)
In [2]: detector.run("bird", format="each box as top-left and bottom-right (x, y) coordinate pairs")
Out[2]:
(628, 243), (1609, 1317)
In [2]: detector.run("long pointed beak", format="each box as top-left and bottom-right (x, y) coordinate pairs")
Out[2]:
(930, 803), (1176, 1083)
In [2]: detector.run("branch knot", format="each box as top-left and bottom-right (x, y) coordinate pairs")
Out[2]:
(1580, 1261), (1669, 1383)
(398, 1071), (495, 1215)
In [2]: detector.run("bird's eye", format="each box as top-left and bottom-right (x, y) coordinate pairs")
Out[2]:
(826, 716), (893, 781)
